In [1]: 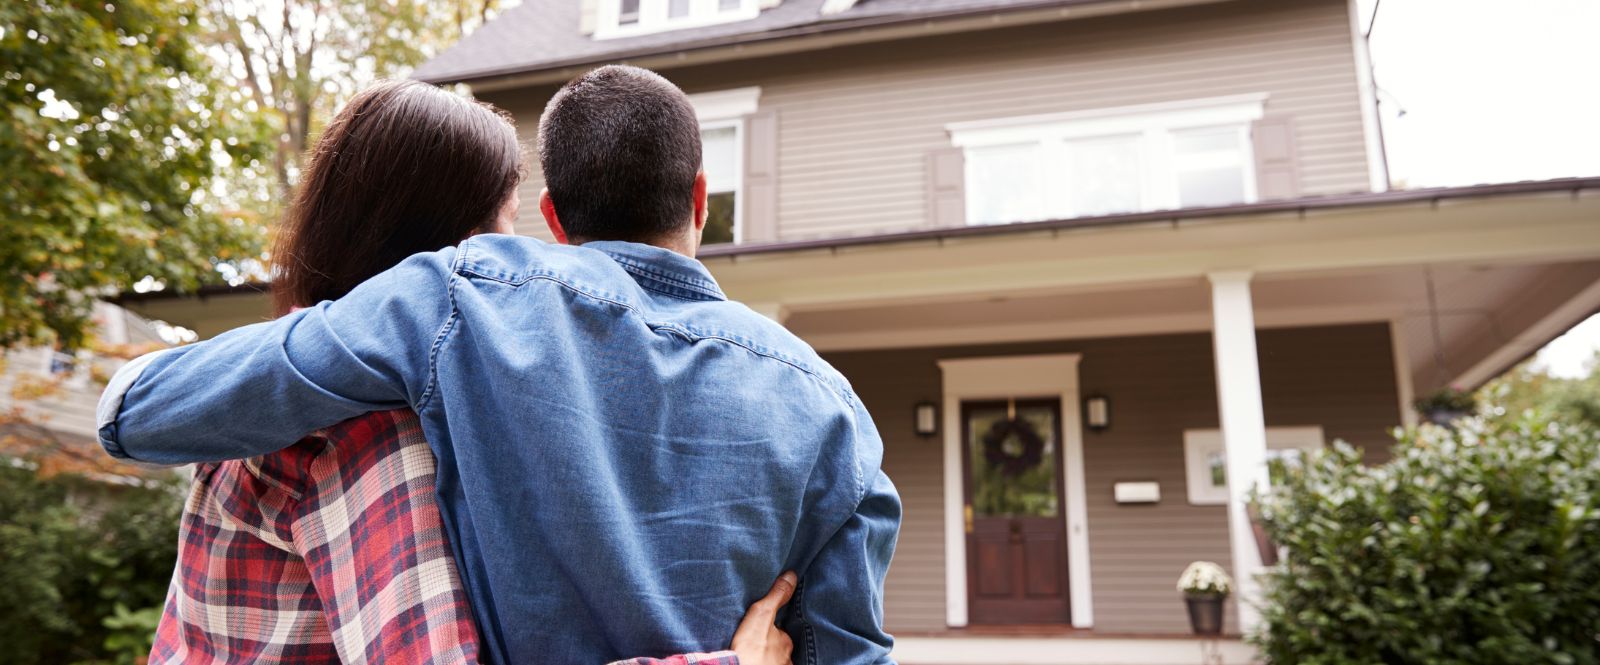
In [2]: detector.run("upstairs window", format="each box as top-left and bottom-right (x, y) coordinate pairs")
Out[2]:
(598, 0), (761, 39)
(686, 87), (761, 245)
(948, 94), (1267, 226)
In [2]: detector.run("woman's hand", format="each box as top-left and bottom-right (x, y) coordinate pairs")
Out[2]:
(730, 572), (798, 665)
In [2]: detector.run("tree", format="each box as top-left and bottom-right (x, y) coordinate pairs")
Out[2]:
(1481, 353), (1600, 428)
(1, 0), (272, 350)
(200, 0), (505, 196)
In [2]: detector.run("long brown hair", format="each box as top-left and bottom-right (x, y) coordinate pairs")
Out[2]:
(271, 80), (523, 316)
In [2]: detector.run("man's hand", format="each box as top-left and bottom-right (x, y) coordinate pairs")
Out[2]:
(731, 572), (798, 665)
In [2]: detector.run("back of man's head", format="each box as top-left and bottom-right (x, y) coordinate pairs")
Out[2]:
(538, 65), (702, 245)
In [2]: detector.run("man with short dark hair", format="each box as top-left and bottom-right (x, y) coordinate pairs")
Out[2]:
(97, 65), (900, 664)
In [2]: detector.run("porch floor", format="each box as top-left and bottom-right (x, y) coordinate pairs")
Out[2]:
(890, 633), (1257, 665)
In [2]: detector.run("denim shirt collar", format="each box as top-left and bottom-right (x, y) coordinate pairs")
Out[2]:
(582, 240), (727, 302)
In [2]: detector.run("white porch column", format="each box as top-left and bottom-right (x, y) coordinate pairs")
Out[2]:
(1207, 271), (1270, 633)
(746, 301), (790, 325)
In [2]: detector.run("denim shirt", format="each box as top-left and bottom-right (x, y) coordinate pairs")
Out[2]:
(98, 236), (900, 664)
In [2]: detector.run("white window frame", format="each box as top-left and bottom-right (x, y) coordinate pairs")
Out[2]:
(687, 87), (759, 245)
(947, 94), (1268, 225)
(594, 0), (761, 39)
(1183, 425), (1324, 506)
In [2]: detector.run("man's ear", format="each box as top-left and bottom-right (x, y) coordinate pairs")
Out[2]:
(539, 188), (569, 245)
(692, 171), (709, 232)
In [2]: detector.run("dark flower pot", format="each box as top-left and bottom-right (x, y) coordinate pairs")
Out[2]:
(1185, 592), (1227, 636)
(1425, 408), (1471, 428)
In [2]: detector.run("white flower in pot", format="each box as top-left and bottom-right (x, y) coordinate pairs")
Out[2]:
(1177, 561), (1232, 636)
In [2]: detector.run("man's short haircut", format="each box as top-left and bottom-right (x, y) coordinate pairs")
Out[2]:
(538, 65), (702, 244)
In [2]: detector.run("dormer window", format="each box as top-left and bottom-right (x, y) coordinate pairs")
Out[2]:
(597, 0), (761, 39)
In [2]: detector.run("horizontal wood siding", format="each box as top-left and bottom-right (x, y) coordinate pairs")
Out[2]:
(824, 322), (1401, 634)
(479, 0), (1369, 243)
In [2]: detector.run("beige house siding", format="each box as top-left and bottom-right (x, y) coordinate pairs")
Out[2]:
(824, 322), (1401, 634)
(480, 0), (1371, 244)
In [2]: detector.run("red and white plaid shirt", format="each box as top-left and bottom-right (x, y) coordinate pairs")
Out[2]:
(151, 408), (738, 665)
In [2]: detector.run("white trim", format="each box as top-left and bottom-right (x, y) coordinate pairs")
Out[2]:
(891, 636), (1257, 665)
(593, 0), (760, 39)
(936, 354), (1093, 629)
(1183, 426), (1325, 505)
(1347, 0), (1390, 192)
(686, 86), (761, 123)
(1206, 270), (1269, 634)
(1389, 318), (1418, 428)
(946, 93), (1268, 146)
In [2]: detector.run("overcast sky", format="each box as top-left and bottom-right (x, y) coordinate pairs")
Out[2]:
(1356, 0), (1600, 377)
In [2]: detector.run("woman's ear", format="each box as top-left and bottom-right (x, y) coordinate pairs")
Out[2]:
(539, 188), (569, 245)
(492, 189), (521, 235)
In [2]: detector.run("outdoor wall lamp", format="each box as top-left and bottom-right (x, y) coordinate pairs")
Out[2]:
(1084, 394), (1111, 431)
(913, 401), (939, 437)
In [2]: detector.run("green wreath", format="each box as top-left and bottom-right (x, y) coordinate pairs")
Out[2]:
(982, 417), (1045, 477)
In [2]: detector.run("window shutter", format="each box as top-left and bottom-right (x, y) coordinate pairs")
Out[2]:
(1251, 117), (1299, 201)
(579, 0), (600, 35)
(741, 110), (780, 243)
(759, 0), (782, 8)
(926, 147), (966, 227)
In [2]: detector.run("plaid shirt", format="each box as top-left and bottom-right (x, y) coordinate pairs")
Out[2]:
(152, 409), (739, 665)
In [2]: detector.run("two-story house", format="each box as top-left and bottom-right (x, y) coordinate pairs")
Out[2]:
(119, 0), (1600, 662)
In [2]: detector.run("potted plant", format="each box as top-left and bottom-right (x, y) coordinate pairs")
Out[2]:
(1414, 386), (1475, 427)
(1177, 561), (1232, 636)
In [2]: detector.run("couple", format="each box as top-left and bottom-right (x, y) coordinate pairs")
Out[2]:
(98, 66), (900, 664)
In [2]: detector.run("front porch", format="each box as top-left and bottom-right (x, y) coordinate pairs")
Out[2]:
(705, 179), (1600, 650)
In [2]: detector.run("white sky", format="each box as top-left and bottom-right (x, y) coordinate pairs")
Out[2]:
(1358, 0), (1600, 377)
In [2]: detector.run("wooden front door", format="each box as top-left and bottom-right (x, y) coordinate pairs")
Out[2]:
(961, 398), (1071, 625)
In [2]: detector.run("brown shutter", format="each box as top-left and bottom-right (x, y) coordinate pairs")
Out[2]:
(579, 0), (600, 35)
(1252, 117), (1299, 201)
(926, 147), (966, 228)
(741, 110), (780, 243)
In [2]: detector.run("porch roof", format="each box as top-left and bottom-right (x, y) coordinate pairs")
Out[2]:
(699, 176), (1600, 259)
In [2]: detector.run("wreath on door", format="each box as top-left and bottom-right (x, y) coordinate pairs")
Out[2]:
(982, 417), (1046, 477)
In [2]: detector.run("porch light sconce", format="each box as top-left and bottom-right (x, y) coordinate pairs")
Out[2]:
(913, 401), (939, 437)
(1084, 394), (1111, 431)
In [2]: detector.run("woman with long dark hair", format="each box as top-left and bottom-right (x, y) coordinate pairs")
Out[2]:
(149, 80), (794, 665)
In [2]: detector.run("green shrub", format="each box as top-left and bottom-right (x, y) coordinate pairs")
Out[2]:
(1253, 413), (1600, 664)
(0, 466), (182, 665)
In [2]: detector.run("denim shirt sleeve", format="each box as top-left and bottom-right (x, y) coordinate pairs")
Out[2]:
(784, 398), (902, 665)
(97, 247), (458, 464)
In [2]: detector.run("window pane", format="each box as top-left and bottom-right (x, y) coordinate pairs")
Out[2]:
(967, 403), (1059, 518)
(719, 0), (741, 10)
(669, 0), (691, 18)
(1066, 135), (1142, 216)
(1173, 126), (1247, 208)
(704, 192), (736, 245)
(619, 0), (640, 23)
(966, 144), (1041, 225)
(701, 125), (739, 194)
(1177, 167), (1247, 207)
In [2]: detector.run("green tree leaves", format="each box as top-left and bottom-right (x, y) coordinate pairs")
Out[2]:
(1, 0), (272, 350)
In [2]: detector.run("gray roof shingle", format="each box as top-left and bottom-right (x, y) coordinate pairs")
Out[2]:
(412, 0), (1094, 84)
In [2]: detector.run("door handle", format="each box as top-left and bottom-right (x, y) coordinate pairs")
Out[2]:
(964, 505), (974, 534)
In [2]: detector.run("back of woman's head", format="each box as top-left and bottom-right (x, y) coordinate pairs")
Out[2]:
(272, 80), (523, 315)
